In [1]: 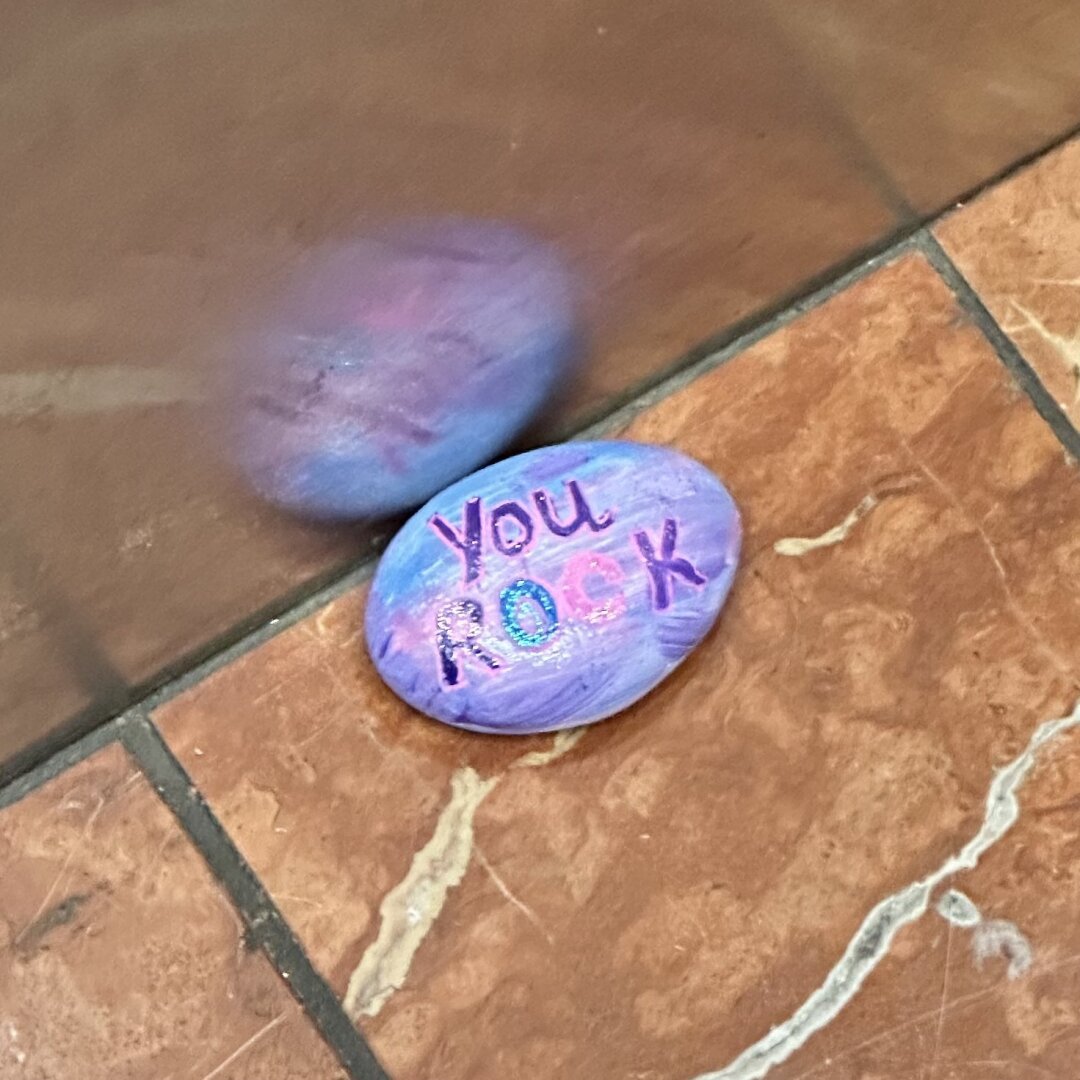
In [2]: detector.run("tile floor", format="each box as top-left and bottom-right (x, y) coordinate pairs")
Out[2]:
(12, 0), (1080, 769)
(3, 0), (904, 763)
(3, 137), (1080, 1080)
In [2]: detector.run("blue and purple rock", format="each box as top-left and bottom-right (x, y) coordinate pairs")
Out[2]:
(232, 219), (578, 520)
(365, 441), (741, 734)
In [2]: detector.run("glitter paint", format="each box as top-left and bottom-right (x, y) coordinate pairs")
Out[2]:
(499, 579), (560, 648)
(366, 441), (741, 734)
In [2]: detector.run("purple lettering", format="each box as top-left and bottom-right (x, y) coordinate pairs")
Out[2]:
(491, 501), (535, 556)
(532, 480), (613, 537)
(633, 518), (706, 610)
(429, 498), (482, 584)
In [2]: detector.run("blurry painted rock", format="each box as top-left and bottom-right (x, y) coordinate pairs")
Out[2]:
(365, 440), (741, 734)
(232, 218), (579, 520)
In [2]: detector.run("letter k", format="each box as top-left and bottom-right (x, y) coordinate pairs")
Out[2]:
(633, 518), (706, 610)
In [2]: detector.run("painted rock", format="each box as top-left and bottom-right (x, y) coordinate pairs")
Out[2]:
(365, 441), (741, 734)
(232, 218), (578, 520)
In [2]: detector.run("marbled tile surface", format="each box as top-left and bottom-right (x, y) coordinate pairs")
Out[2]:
(936, 138), (1080, 424)
(765, 711), (1080, 1079)
(157, 253), (1080, 1078)
(0, 743), (345, 1080)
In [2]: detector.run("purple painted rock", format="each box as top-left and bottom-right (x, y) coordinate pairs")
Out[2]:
(365, 440), (741, 734)
(231, 218), (578, 520)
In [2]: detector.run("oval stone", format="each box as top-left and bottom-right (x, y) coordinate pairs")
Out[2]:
(365, 441), (741, 734)
(231, 218), (579, 520)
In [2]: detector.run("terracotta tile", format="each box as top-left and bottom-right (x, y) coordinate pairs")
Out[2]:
(0, 743), (345, 1080)
(1, 0), (900, 762)
(769, 713), (1080, 1079)
(936, 138), (1080, 426)
(768, 0), (1080, 213)
(157, 253), (1080, 1079)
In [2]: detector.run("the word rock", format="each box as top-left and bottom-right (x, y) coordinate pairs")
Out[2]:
(366, 440), (741, 734)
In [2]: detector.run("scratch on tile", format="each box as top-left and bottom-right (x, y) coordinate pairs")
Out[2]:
(250, 675), (306, 709)
(343, 727), (584, 1018)
(928, 919), (955, 1080)
(1006, 300), (1080, 405)
(773, 495), (879, 557)
(304, 608), (363, 650)
(343, 767), (498, 1019)
(200, 1012), (287, 1080)
(18, 851), (74, 940)
(690, 698), (1080, 1080)
(274, 892), (325, 910)
(475, 846), (554, 945)
(902, 447), (1072, 679)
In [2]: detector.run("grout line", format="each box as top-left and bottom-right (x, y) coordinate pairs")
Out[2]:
(0, 715), (126, 811)
(927, 116), (1080, 221)
(140, 557), (379, 713)
(559, 225), (921, 441)
(580, 236), (920, 439)
(0, 549), (385, 789)
(119, 711), (390, 1080)
(917, 231), (1080, 462)
(0, 519), (393, 787)
(11, 119), (1080, 789)
(560, 112), (1080, 447)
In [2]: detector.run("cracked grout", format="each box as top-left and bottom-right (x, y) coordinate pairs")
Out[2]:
(574, 235), (920, 441)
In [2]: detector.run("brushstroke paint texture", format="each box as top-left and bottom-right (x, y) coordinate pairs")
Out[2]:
(233, 218), (578, 519)
(366, 441), (741, 734)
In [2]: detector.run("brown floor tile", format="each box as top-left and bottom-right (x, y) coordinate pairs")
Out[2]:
(768, 0), (1080, 213)
(2, 0), (898, 762)
(156, 253), (1080, 1079)
(769, 715), (1080, 1079)
(936, 137), (1080, 425)
(0, 742), (345, 1080)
